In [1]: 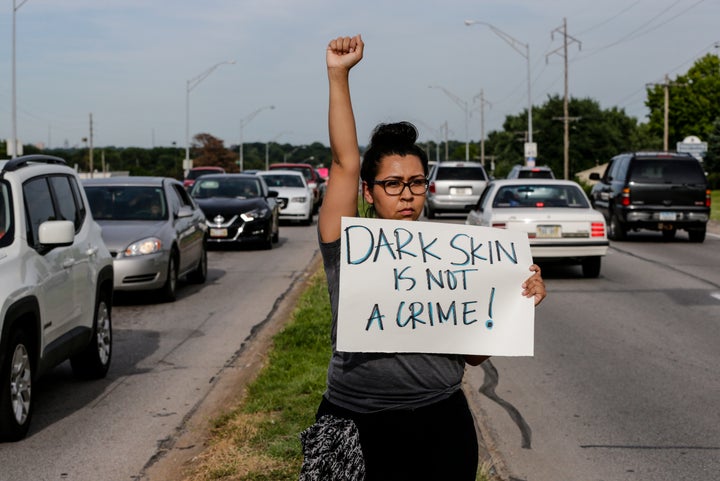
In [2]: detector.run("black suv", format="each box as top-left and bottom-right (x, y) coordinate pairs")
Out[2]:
(589, 152), (710, 242)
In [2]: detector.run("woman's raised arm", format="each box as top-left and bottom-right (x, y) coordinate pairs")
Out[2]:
(318, 34), (364, 243)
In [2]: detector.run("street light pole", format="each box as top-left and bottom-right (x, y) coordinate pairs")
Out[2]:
(238, 105), (275, 172)
(184, 60), (235, 174)
(428, 85), (470, 161)
(11, 0), (30, 159)
(465, 20), (533, 162)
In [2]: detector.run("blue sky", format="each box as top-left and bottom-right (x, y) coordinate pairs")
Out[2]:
(1, 0), (718, 153)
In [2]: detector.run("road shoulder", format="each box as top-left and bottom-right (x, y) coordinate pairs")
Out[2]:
(140, 252), (323, 481)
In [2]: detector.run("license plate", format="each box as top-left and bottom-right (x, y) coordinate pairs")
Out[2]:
(536, 225), (561, 238)
(658, 212), (677, 221)
(210, 228), (228, 237)
(450, 187), (472, 195)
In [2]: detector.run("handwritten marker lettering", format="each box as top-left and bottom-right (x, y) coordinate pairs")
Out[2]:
(486, 287), (496, 330)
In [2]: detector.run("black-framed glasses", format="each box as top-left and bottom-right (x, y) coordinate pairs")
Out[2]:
(371, 178), (429, 196)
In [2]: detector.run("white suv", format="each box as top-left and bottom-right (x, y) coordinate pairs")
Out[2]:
(0, 155), (114, 441)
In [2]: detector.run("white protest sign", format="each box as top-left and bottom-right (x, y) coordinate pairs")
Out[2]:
(338, 217), (535, 356)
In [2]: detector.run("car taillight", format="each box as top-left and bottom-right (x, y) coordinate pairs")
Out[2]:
(591, 222), (605, 237)
(706, 189), (712, 208)
(429, 181), (436, 194)
(492, 222), (506, 229)
(535, 202), (545, 208)
(621, 187), (631, 207)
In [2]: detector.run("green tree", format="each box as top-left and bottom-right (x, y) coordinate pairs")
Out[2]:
(645, 54), (720, 146)
(486, 95), (644, 178)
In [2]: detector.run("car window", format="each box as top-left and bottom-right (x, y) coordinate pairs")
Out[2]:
(435, 167), (487, 181)
(194, 178), (261, 198)
(629, 159), (706, 184)
(23, 177), (56, 248)
(262, 174), (305, 188)
(493, 184), (589, 208)
(85, 186), (167, 221)
(49, 175), (83, 232)
(517, 169), (553, 179)
(0, 182), (13, 247)
(171, 183), (195, 208)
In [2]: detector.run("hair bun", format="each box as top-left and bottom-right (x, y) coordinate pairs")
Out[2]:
(370, 121), (418, 148)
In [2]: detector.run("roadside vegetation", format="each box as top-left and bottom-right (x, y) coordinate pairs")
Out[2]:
(712, 190), (720, 223)
(180, 267), (498, 481)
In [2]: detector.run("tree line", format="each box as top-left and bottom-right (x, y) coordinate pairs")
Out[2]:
(3, 54), (718, 187)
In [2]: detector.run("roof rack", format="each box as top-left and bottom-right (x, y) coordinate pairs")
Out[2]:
(1, 154), (67, 173)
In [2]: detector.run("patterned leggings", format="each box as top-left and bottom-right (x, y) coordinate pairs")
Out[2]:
(316, 390), (479, 481)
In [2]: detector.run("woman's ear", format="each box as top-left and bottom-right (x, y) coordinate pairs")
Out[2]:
(362, 181), (374, 204)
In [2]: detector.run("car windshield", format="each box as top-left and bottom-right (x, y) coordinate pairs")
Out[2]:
(261, 174), (305, 188)
(186, 168), (222, 181)
(518, 169), (553, 179)
(628, 159), (706, 184)
(493, 184), (590, 208)
(436, 167), (487, 181)
(85, 186), (168, 221)
(192, 178), (262, 199)
(0, 182), (12, 247)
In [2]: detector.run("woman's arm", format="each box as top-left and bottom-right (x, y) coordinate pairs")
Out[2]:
(318, 34), (365, 243)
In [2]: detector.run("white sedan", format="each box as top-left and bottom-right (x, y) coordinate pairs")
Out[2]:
(257, 170), (313, 225)
(466, 179), (609, 277)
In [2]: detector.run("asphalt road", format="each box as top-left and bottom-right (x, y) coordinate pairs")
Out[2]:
(463, 226), (720, 481)
(0, 220), (320, 481)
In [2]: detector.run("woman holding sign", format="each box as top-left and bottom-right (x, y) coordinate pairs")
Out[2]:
(300, 34), (546, 480)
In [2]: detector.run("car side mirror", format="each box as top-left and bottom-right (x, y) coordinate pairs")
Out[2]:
(177, 206), (193, 218)
(267, 190), (279, 198)
(589, 172), (601, 181)
(38, 220), (74, 249)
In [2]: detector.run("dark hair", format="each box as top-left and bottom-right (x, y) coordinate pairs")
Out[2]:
(360, 121), (429, 184)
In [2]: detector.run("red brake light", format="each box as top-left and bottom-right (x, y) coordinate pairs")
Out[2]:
(621, 187), (631, 207)
(706, 189), (712, 208)
(429, 181), (436, 194)
(591, 222), (605, 237)
(535, 202), (545, 208)
(492, 222), (506, 229)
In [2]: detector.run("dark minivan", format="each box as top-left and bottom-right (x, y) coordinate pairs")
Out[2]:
(589, 152), (710, 242)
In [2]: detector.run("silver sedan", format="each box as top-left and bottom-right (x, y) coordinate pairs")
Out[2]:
(83, 176), (208, 301)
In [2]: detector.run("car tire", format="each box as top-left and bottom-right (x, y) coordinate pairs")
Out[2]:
(272, 216), (280, 243)
(688, 227), (706, 243)
(161, 253), (178, 302)
(0, 328), (33, 442)
(662, 228), (676, 240)
(608, 213), (626, 241)
(187, 245), (208, 284)
(581, 256), (602, 278)
(70, 289), (112, 379)
(425, 204), (436, 219)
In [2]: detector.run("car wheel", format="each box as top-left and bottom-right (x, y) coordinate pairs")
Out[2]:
(161, 253), (178, 302)
(0, 328), (33, 441)
(425, 204), (435, 219)
(272, 216), (280, 243)
(662, 228), (676, 240)
(688, 227), (706, 243)
(581, 256), (602, 278)
(71, 289), (112, 379)
(187, 245), (208, 284)
(608, 213), (626, 241)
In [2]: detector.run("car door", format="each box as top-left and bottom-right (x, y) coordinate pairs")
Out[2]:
(168, 182), (204, 274)
(23, 176), (77, 345)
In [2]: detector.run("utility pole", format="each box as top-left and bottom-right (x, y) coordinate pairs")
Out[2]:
(473, 90), (492, 168)
(547, 18), (581, 180)
(89, 113), (94, 178)
(646, 74), (686, 151)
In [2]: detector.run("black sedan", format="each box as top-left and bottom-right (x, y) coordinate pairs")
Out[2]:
(189, 174), (280, 249)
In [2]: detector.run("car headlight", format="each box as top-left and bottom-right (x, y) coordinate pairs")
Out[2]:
(241, 208), (269, 222)
(124, 237), (162, 256)
(291, 196), (308, 203)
